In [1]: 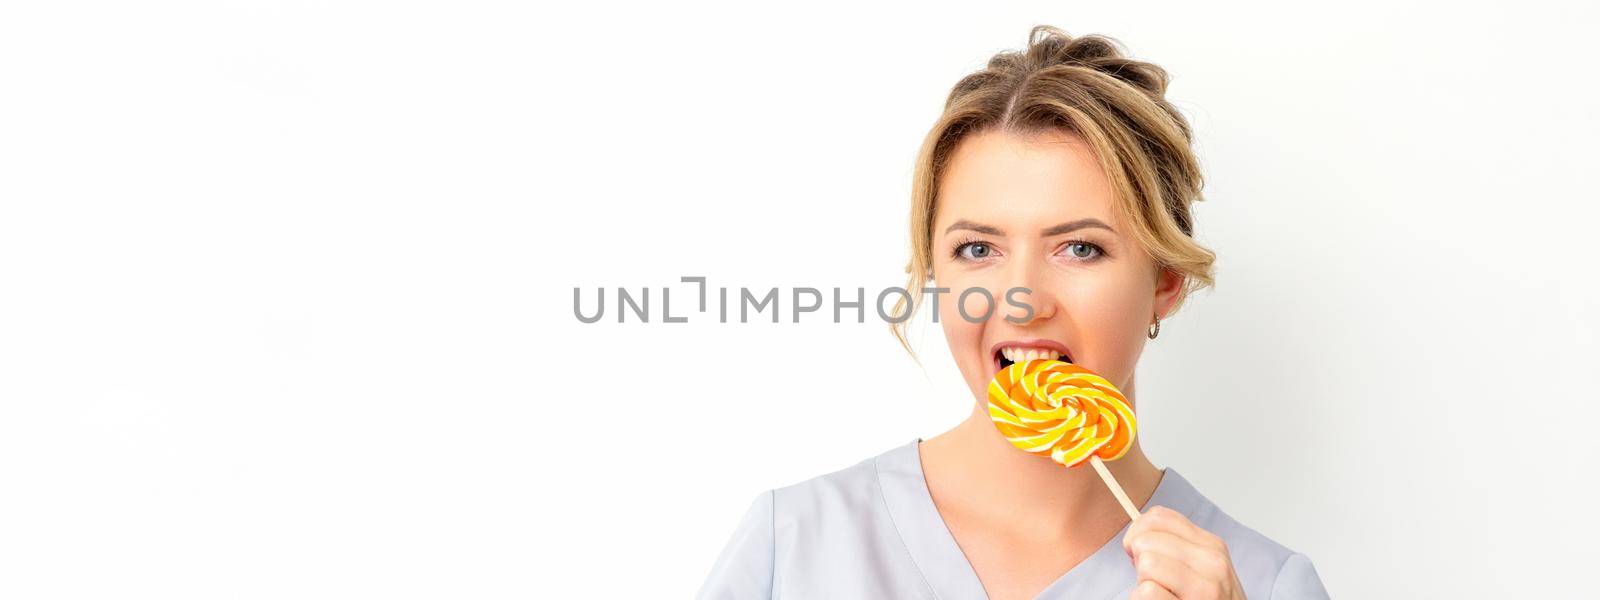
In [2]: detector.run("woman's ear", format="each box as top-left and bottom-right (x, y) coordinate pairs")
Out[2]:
(1153, 267), (1184, 319)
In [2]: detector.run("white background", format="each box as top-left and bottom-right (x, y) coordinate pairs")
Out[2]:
(2, 1), (1597, 598)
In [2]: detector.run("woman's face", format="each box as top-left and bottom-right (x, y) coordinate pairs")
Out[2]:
(930, 128), (1184, 407)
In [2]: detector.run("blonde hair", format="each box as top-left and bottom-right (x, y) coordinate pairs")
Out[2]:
(891, 25), (1217, 354)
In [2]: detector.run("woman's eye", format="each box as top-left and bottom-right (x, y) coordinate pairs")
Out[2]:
(957, 242), (994, 260)
(1064, 242), (1101, 260)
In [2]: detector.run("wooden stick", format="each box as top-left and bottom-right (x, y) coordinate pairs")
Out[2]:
(1089, 455), (1141, 521)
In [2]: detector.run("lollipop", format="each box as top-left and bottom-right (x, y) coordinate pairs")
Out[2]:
(988, 359), (1143, 519)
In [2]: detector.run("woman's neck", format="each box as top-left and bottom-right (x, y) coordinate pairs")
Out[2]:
(918, 399), (1164, 543)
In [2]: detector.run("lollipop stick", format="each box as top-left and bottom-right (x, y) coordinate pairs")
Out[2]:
(1088, 455), (1141, 521)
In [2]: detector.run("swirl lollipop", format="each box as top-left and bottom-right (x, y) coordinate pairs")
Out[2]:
(988, 359), (1142, 519)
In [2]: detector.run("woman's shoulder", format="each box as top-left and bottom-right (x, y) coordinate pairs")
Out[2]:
(695, 439), (942, 599)
(767, 438), (916, 517)
(1159, 469), (1330, 599)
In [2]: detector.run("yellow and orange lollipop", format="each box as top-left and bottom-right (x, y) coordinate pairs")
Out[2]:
(988, 359), (1143, 519)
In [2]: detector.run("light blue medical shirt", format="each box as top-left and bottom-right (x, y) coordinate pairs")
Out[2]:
(696, 438), (1329, 599)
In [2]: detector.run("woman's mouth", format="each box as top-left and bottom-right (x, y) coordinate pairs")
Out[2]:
(992, 341), (1074, 373)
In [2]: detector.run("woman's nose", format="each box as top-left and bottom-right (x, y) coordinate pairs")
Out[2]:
(1003, 261), (1056, 324)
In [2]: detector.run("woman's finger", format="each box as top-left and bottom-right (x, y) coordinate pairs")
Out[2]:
(1126, 530), (1229, 578)
(1129, 579), (1178, 600)
(1132, 544), (1221, 600)
(1124, 506), (1226, 554)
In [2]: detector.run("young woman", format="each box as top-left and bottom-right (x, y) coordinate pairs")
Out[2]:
(696, 26), (1329, 600)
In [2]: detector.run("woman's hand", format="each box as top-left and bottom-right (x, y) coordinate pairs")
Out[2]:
(1122, 506), (1245, 600)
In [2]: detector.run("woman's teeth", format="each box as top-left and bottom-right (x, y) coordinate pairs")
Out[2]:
(999, 347), (1063, 363)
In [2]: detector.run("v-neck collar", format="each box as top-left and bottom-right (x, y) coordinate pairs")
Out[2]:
(875, 437), (1206, 600)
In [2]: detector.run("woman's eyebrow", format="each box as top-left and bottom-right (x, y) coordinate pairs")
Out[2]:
(943, 220), (1004, 236)
(1042, 218), (1115, 236)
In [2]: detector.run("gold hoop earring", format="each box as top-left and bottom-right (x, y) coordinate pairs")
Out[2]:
(1147, 317), (1161, 340)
